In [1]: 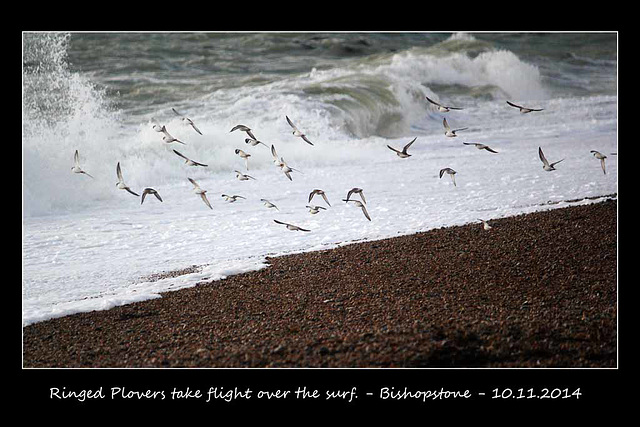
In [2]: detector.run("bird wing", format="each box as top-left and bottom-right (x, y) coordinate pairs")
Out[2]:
(126, 187), (140, 197)
(188, 177), (200, 189)
(387, 145), (402, 154)
(345, 189), (356, 202)
(425, 96), (442, 107)
(172, 107), (183, 117)
(154, 191), (163, 202)
(361, 205), (371, 221)
(173, 149), (189, 161)
(601, 158), (606, 174)
(190, 122), (203, 135)
(271, 144), (279, 159)
(286, 115), (298, 131)
(301, 135), (314, 145)
(484, 146), (498, 153)
(274, 219), (287, 226)
(403, 137), (417, 153)
(201, 193), (212, 209)
(443, 118), (451, 131)
(141, 191), (147, 204)
(246, 129), (257, 140)
(308, 191), (316, 203)
(74, 150), (80, 166)
(116, 162), (123, 181)
(507, 101), (523, 109)
(321, 192), (331, 206)
(551, 159), (564, 167)
(538, 147), (550, 166)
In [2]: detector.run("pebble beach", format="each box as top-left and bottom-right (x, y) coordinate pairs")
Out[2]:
(22, 199), (617, 368)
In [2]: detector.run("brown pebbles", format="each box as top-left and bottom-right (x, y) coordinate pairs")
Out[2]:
(23, 199), (617, 368)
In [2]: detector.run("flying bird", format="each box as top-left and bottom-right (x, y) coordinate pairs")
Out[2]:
(188, 177), (212, 209)
(115, 162), (139, 196)
(235, 149), (251, 170)
(309, 189), (331, 207)
(443, 118), (468, 137)
(425, 95), (463, 112)
(506, 101), (544, 114)
(141, 188), (163, 204)
(261, 199), (279, 211)
(286, 115), (314, 145)
(160, 126), (186, 145)
(274, 219), (310, 232)
(306, 205), (327, 214)
(271, 144), (285, 168)
(230, 124), (257, 141)
(151, 117), (165, 133)
(463, 142), (498, 153)
(173, 149), (208, 167)
(235, 170), (256, 181)
(343, 199), (371, 221)
(245, 138), (268, 148)
(279, 158), (302, 181)
(478, 219), (492, 230)
(345, 188), (366, 204)
(71, 150), (94, 178)
(387, 137), (416, 158)
(271, 145), (301, 180)
(590, 150), (607, 175)
(439, 167), (457, 186)
(222, 194), (246, 202)
(172, 108), (202, 135)
(538, 147), (564, 171)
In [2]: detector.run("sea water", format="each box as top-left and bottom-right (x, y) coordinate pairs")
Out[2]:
(22, 32), (617, 326)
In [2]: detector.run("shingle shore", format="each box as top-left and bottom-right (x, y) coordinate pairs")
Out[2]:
(23, 199), (617, 368)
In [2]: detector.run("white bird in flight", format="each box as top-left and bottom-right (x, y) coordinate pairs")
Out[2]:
(151, 117), (165, 133)
(173, 149), (208, 167)
(115, 162), (139, 196)
(172, 108), (202, 135)
(425, 96), (463, 112)
(538, 147), (564, 171)
(235, 149), (251, 170)
(141, 188), (163, 204)
(345, 188), (366, 204)
(261, 199), (279, 211)
(387, 137), (416, 158)
(439, 167), (457, 186)
(222, 194), (246, 203)
(463, 142), (498, 153)
(160, 126), (186, 145)
(590, 150), (607, 175)
(343, 199), (371, 221)
(306, 205), (327, 214)
(506, 101), (544, 114)
(230, 124), (257, 141)
(286, 116), (314, 145)
(245, 138), (268, 148)
(71, 150), (94, 178)
(309, 189), (331, 207)
(235, 170), (256, 181)
(443, 118), (468, 137)
(273, 219), (310, 232)
(188, 177), (212, 209)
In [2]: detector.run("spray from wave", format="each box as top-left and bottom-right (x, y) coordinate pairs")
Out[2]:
(22, 32), (550, 218)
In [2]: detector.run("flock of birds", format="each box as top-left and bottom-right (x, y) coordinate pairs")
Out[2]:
(72, 99), (614, 232)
